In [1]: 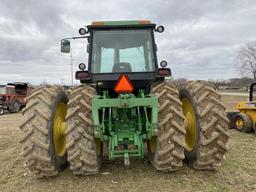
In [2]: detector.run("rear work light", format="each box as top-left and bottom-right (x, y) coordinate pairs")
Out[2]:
(114, 75), (134, 93)
(157, 68), (172, 77)
(75, 71), (91, 80)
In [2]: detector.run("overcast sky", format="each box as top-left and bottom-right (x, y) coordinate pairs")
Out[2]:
(0, 0), (256, 85)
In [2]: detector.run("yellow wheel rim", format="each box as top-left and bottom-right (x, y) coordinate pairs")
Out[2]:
(148, 136), (157, 153)
(181, 98), (197, 152)
(53, 102), (67, 157)
(235, 118), (244, 129)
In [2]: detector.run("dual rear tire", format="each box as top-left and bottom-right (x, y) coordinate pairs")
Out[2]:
(20, 81), (229, 177)
(149, 81), (229, 170)
(65, 86), (102, 175)
(179, 81), (229, 169)
(149, 82), (186, 171)
(20, 85), (101, 177)
(20, 86), (68, 177)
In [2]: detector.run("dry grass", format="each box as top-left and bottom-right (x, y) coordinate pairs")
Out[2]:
(0, 94), (256, 192)
(221, 94), (248, 112)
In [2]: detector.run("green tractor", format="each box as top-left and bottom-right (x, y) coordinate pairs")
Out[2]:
(20, 20), (229, 177)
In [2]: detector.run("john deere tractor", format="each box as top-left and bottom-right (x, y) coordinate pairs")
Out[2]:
(20, 20), (229, 177)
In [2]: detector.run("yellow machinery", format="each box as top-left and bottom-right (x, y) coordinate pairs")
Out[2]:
(233, 82), (256, 133)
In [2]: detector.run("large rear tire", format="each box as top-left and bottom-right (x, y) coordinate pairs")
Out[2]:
(148, 82), (186, 171)
(179, 81), (229, 169)
(66, 85), (102, 175)
(19, 85), (68, 177)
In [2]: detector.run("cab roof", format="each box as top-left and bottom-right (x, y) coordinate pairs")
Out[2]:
(0, 85), (15, 88)
(7, 82), (32, 87)
(92, 20), (152, 26)
(87, 20), (156, 29)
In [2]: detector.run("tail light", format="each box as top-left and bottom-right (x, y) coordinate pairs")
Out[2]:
(75, 71), (91, 80)
(157, 68), (171, 77)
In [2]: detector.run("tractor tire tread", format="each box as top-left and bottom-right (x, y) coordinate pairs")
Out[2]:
(19, 85), (65, 177)
(186, 81), (229, 170)
(66, 85), (101, 175)
(151, 82), (186, 172)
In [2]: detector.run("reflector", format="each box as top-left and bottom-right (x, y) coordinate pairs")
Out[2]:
(114, 75), (134, 93)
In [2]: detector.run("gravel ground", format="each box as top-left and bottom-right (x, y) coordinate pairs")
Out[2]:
(0, 94), (255, 192)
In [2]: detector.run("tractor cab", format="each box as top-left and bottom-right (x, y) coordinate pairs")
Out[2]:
(7, 82), (32, 107)
(249, 82), (256, 102)
(0, 85), (15, 97)
(236, 82), (256, 110)
(0, 85), (6, 95)
(61, 20), (170, 95)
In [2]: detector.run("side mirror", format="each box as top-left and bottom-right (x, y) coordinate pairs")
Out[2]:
(61, 39), (71, 53)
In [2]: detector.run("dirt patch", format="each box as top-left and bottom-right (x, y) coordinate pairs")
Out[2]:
(0, 94), (256, 192)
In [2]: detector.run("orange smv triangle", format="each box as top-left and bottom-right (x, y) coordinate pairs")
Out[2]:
(114, 75), (134, 93)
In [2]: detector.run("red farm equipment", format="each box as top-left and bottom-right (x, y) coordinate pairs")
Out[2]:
(0, 82), (32, 115)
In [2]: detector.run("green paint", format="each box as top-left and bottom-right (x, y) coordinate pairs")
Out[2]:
(92, 91), (158, 160)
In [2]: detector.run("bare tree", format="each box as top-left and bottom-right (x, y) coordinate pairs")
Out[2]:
(174, 78), (187, 86)
(238, 41), (256, 80)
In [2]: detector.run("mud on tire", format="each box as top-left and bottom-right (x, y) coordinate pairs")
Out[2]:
(19, 85), (68, 177)
(66, 85), (102, 175)
(180, 81), (229, 169)
(149, 82), (186, 171)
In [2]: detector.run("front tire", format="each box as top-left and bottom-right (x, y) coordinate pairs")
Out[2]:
(19, 85), (68, 177)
